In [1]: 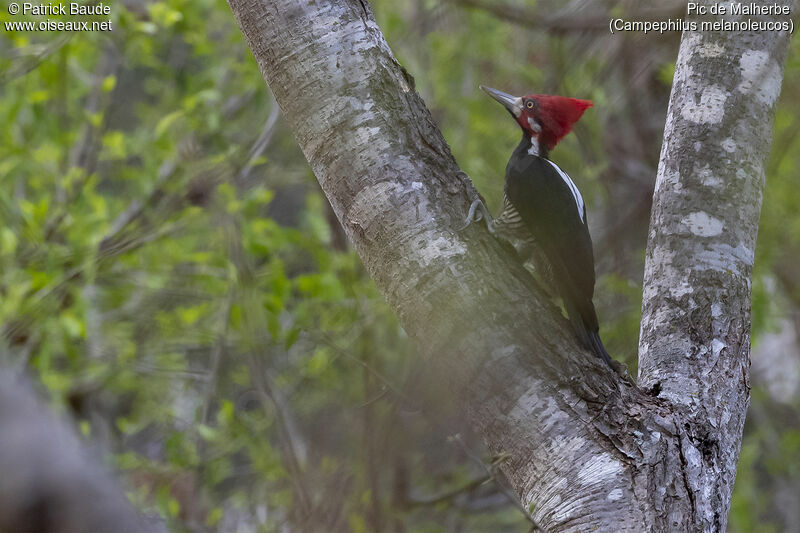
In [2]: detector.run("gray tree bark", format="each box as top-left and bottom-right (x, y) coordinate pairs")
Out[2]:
(638, 12), (793, 530)
(225, 0), (792, 530)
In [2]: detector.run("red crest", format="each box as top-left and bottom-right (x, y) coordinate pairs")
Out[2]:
(527, 95), (593, 150)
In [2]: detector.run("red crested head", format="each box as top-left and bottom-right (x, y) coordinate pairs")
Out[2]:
(528, 94), (593, 150)
(480, 86), (592, 155)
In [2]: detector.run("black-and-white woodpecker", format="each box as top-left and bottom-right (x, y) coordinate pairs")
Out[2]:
(463, 85), (613, 368)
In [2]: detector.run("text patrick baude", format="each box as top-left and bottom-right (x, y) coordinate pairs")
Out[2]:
(20, 3), (111, 16)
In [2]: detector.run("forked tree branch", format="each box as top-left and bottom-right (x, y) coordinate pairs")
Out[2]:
(225, 0), (792, 530)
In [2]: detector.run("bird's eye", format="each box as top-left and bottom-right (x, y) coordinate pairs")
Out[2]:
(526, 100), (535, 109)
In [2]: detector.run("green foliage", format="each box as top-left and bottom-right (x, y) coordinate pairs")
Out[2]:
(1, 0), (799, 531)
(2, 2), (526, 529)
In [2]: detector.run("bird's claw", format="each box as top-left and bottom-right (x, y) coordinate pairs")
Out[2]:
(459, 199), (494, 233)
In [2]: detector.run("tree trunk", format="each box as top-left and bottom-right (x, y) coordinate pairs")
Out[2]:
(225, 0), (793, 530)
(638, 12), (793, 530)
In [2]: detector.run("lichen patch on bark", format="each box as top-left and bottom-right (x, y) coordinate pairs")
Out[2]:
(682, 212), (725, 237)
(697, 164), (725, 188)
(720, 138), (737, 153)
(680, 85), (728, 124)
(738, 50), (783, 106)
(577, 453), (624, 485)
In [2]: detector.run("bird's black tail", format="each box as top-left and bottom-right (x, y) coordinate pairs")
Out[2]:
(564, 299), (615, 368)
(587, 329), (614, 368)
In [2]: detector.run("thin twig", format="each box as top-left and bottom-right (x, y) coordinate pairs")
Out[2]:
(406, 474), (492, 507)
(101, 159), (177, 248)
(237, 94), (281, 181)
(200, 290), (235, 425)
(448, 0), (686, 33)
(249, 354), (312, 513)
(452, 434), (549, 533)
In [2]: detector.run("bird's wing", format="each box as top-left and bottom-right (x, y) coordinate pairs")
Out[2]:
(505, 157), (597, 312)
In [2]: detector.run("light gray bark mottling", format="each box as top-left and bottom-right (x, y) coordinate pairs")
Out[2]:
(226, 0), (792, 530)
(639, 5), (793, 529)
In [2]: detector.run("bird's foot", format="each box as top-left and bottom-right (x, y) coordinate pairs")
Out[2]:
(459, 198), (495, 233)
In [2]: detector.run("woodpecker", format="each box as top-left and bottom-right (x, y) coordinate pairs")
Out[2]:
(463, 85), (613, 367)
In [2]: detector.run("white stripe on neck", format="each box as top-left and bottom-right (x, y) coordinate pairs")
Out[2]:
(546, 160), (585, 222)
(527, 118), (542, 156)
(528, 136), (540, 156)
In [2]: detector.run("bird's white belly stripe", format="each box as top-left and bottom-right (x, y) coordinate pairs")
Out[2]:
(547, 160), (585, 222)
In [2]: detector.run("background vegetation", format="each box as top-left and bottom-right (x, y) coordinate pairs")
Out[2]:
(1, 0), (798, 531)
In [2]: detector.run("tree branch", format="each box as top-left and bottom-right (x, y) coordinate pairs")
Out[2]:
(447, 0), (686, 33)
(638, 6), (794, 529)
